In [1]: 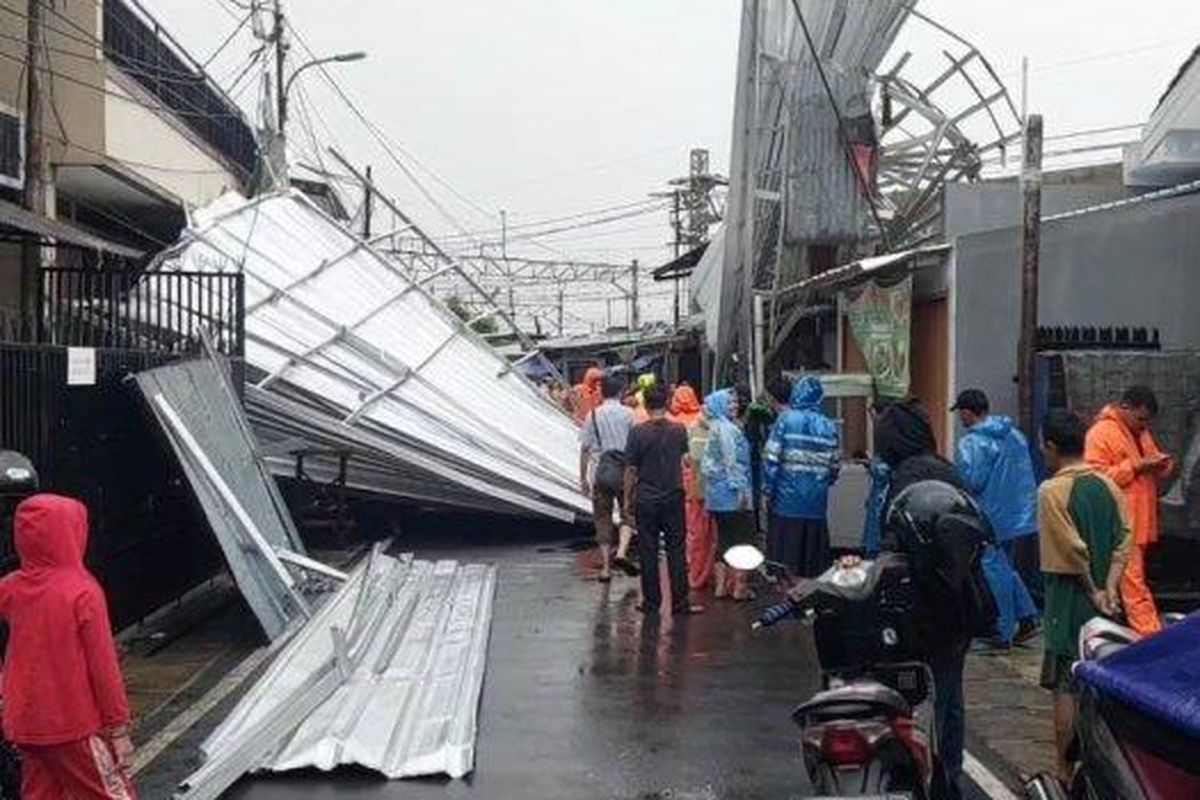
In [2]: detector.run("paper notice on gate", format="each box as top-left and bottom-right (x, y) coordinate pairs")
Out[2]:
(66, 347), (96, 386)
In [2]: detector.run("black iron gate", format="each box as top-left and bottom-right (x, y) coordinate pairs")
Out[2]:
(0, 344), (225, 627)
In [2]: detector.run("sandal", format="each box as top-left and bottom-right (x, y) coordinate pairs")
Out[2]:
(732, 590), (757, 602)
(613, 555), (639, 577)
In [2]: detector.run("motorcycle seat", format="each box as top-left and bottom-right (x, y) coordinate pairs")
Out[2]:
(794, 682), (912, 722)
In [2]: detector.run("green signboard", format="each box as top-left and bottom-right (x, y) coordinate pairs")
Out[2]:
(845, 276), (912, 398)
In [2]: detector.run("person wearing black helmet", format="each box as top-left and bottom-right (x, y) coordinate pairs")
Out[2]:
(875, 398), (995, 799)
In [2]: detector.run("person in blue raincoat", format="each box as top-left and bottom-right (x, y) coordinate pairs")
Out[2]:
(701, 389), (756, 601)
(953, 388), (1040, 648)
(762, 376), (840, 577)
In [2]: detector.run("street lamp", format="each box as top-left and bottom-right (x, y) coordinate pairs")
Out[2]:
(279, 51), (366, 134)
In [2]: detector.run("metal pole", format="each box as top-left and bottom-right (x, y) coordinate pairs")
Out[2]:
(752, 293), (766, 399)
(672, 190), (681, 327)
(1018, 114), (1043, 436)
(630, 259), (640, 331)
(362, 165), (373, 238)
(21, 0), (45, 326)
(556, 283), (564, 336)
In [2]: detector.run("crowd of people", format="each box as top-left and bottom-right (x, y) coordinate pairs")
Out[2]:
(575, 362), (1176, 795)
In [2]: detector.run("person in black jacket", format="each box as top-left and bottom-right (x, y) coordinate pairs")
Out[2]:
(874, 397), (977, 800)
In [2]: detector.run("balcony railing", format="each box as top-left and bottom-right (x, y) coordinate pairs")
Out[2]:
(102, 0), (259, 182)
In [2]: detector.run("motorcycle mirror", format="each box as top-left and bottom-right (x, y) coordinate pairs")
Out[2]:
(723, 544), (765, 572)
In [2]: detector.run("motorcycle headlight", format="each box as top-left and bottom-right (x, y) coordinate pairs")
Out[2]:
(829, 564), (869, 589)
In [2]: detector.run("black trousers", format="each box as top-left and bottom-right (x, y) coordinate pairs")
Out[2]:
(635, 491), (689, 611)
(767, 514), (830, 578)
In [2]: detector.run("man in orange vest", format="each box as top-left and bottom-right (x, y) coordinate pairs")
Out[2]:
(1084, 385), (1174, 635)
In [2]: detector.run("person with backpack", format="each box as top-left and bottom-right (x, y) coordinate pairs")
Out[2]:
(762, 375), (840, 577)
(579, 374), (637, 582)
(0, 494), (137, 800)
(875, 398), (996, 799)
(952, 388), (1040, 648)
(624, 385), (697, 615)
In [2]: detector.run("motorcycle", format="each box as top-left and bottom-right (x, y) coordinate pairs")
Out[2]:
(727, 544), (940, 799)
(1024, 613), (1200, 800)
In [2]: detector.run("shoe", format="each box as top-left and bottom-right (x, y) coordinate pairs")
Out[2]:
(970, 637), (1011, 653)
(673, 603), (705, 615)
(1014, 620), (1041, 646)
(598, 573), (612, 584)
(613, 555), (640, 577)
(732, 590), (757, 602)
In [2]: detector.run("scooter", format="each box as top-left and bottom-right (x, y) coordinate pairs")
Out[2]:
(1024, 614), (1200, 800)
(727, 545), (938, 799)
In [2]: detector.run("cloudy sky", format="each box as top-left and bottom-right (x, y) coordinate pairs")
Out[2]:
(144, 0), (1200, 322)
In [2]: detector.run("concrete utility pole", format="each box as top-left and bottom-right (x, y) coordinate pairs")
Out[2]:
(1018, 114), (1043, 436)
(21, 0), (46, 323)
(556, 283), (564, 336)
(273, 0), (287, 135)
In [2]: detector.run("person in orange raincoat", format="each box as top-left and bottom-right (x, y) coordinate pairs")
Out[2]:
(572, 367), (605, 424)
(1084, 385), (1174, 635)
(669, 384), (716, 590)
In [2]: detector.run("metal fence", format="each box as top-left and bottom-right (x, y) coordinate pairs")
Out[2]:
(38, 268), (244, 356)
(0, 344), (224, 627)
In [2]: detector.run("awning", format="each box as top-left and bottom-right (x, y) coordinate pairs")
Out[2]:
(778, 243), (951, 296)
(0, 197), (145, 258)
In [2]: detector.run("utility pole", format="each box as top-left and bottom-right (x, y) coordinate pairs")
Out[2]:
(629, 259), (640, 331)
(1018, 114), (1043, 436)
(362, 165), (373, 238)
(273, 0), (287, 135)
(21, 0), (46, 324)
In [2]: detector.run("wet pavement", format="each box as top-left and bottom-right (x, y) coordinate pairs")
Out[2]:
(136, 528), (1007, 799)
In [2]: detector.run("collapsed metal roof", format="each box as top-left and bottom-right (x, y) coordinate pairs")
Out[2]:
(148, 190), (589, 522)
(177, 547), (496, 797)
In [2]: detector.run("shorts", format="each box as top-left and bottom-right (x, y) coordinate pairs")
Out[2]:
(713, 509), (756, 554)
(1039, 651), (1076, 693)
(591, 487), (624, 546)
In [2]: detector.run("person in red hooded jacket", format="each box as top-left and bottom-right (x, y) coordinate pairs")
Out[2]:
(0, 494), (136, 800)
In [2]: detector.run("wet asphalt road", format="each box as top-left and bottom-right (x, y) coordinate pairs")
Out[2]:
(141, 523), (998, 799)
(227, 535), (820, 799)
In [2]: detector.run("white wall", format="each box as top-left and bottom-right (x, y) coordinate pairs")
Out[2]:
(103, 74), (245, 209)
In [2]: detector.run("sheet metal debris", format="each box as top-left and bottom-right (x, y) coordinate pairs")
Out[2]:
(177, 546), (496, 798)
(145, 190), (588, 521)
(134, 355), (325, 640)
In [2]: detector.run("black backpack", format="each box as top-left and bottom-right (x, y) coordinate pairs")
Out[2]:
(889, 482), (998, 652)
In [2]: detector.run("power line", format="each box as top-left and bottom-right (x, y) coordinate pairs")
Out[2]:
(435, 198), (667, 241)
(202, 9), (252, 68)
(468, 204), (669, 247)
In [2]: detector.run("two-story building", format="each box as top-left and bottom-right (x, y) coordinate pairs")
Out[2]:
(0, 0), (256, 322)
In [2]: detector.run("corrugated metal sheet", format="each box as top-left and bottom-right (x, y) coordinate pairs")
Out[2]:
(145, 191), (589, 521)
(178, 547), (496, 798)
(134, 356), (311, 640)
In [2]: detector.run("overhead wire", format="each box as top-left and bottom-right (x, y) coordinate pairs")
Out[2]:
(435, 197), (668, 241)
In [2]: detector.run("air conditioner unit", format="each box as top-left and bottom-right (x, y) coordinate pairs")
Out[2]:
(0, 104), (23, 191)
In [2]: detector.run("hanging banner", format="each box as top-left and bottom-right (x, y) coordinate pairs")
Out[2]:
(845, 276), (912, 398)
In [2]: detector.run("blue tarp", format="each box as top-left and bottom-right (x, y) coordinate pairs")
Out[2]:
(1076, 611), (1200, 740)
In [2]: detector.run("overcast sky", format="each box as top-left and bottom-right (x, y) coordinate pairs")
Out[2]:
(148, 0), (1200, 277)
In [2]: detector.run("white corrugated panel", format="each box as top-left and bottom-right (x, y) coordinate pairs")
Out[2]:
(149, 191), (588, 521)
